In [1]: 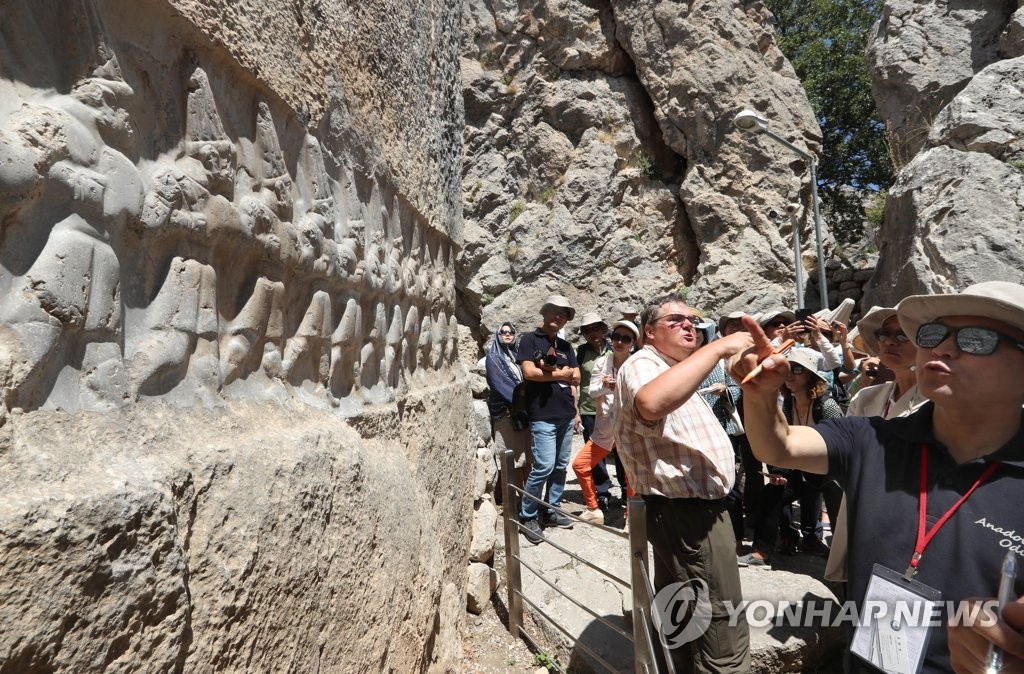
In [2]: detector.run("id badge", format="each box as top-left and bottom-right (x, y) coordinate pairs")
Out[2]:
(850, 564), (942, 674)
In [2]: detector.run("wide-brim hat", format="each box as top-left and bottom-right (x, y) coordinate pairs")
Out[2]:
(847, 326), (869, 356)
(576, 311), (606, 332)
(539, 294), (575, 321)
(857, 306), (898, 356)
(787, 347), (828, 383)
(815, 298), (855, 327)
(695, 320), (716, 344)
(610, 319), (640, 339)
(759, 308), (796, 327)
(898, 281), (1024, 342)
(717, 311), (746, 336)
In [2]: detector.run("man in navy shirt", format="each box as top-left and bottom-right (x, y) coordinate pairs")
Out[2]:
(735, 281), (1024, 673)
(516, 295), (581, 544)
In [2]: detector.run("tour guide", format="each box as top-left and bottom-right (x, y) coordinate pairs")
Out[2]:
(734, 281), (1024, 673)
(614, 293), (754, 673)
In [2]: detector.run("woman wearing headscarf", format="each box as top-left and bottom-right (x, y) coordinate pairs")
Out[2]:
(485, 322), (531, 490)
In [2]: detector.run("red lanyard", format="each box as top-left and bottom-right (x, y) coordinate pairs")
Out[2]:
(905, 444), (1001, 580)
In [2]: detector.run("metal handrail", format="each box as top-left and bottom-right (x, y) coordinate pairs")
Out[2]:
(518, 591), (621, 674)
(637, 546), (678, 674)
(516, 555), (634, 641)
(501, 450), (662, 674)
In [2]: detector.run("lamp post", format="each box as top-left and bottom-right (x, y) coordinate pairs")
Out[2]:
(733, 108), (829, 311)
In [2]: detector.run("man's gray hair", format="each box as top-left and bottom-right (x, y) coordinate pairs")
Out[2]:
(640, 293), (688, 330)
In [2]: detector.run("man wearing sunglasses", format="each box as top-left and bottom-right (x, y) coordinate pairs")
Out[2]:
(735, 281), (1024, 673)
(614, 293), (755, 673)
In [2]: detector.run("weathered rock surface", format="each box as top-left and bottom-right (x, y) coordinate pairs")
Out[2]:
(866, 2), (1024, 305)
(866, 1), (1014, 165)
(866, 146), (1024, 301)
(459, 0), (826, 343)
(0, 395), (473, 672)
(0, 0), (470, 671)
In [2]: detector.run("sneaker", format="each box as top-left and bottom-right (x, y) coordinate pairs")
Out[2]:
(544, 510), (574, 529)
(738, 553), (770, 568)
(579, 508), (605, 525)
(802, 537), (830, 557)
(520, 518), (544, 545)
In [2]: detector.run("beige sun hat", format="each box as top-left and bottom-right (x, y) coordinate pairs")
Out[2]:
(610, 319), (640, 339)
(576, 312), (606, 332)
(847, 326), (870, 356)
(718, 310), (746, 336)
(856, 306), (899, 356)
(759, 308), (796, 327)
(787, 347), (828, 383)
(815, 298), (855, 327)
(898, 281), (1024, 342)
(539, 294), (576, 321)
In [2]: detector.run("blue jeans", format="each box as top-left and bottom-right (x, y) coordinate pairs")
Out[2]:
(519, 418), (574, 521)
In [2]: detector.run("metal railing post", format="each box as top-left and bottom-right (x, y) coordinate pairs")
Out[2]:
(629, 496), (657, 673)
(502, 449), (524, 637)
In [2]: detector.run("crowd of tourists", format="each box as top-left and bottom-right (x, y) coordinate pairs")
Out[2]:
(484, 281), (1024, 674)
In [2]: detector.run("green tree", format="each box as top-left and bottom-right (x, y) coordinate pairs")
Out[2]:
(763, 0), (893, 245)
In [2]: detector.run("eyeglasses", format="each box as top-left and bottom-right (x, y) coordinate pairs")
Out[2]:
(790, 364), (807, 375)
(498, 330), (515, 336)
(651, 314), (700, 329)
(915, 322), (1024, 356)
(609, 332), (634, 344)
(874, 329), (909, 344)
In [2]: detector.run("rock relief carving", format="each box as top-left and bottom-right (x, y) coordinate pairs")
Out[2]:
(0, 33), (457, 415)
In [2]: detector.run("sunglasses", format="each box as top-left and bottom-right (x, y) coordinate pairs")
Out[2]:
(790, 364), (807, 375)
(499, 330), (515, 336)
(874, 329), (909, 343)
(651, 314), (700, 329)
(609, 332), (634, 344)
(916, 322), (1024, 356)
(766, 320), (789, 329)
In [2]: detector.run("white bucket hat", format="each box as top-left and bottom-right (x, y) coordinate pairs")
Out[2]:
(897, 281), (1024, 342)
(787, 347), (828, 383)
(717, 311), (746, 336)
(856, 306), (899, 356)
(610, 319), (640, 339)
(576, 312), (606, 332)
(539, 294), (576, 321)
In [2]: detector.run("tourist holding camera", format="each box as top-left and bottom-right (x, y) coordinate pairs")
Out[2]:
(515, 295), (581, 544)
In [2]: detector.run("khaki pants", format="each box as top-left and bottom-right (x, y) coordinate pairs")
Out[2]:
(645, 495), (750, 674)
(492, 414), (532, 489)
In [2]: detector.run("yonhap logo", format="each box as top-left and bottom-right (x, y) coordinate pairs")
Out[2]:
(652, 579), (712, 648)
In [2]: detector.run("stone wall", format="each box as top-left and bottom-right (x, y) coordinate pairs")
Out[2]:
(0, 1), (469, 671)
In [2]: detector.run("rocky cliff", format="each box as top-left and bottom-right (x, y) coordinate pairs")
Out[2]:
(865, 1), (1024, 304)
(459, 0), (827, 340)
(0, 0), (469, 671)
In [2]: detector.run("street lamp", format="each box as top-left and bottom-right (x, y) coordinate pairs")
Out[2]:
(732, 108), (829, 311)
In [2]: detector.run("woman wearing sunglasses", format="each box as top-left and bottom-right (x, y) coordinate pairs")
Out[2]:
(571, 320), (638, 524)
(484, 322), (531, 491)
(846, 306), (927, 419)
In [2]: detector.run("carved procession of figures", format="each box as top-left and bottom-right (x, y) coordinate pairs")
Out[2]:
(0, 34), (458, 414)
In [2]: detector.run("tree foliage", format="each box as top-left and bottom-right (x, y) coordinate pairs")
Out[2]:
(763, 0), (893, 245)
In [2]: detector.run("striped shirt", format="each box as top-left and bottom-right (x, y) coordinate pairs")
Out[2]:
(613, 345), (736, 499)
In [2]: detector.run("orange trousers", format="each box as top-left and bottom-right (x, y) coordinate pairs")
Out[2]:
(571, 439), (634, 510)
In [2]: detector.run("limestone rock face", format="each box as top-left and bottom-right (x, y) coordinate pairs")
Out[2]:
(865, 2), (1024, 305)
(868, 146), (1024, 300)
(0, 0), (468, 671)
(459, 0), (824, 340)
(866, 1), (1014, 165)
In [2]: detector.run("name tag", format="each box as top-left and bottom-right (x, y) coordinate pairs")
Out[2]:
(850, 564), (941, 674)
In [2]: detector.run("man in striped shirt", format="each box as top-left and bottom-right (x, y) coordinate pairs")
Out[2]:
(614, 294), (754, 674)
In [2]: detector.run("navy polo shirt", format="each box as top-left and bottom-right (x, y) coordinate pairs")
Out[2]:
(818, 403), (1024, 673)
(516, 329), (579, 423)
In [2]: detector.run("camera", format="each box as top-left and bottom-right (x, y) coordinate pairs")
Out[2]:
(534, 351), (558, 367)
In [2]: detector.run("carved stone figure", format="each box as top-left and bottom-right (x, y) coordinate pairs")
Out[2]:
(220, 277), (286, 385)
(329, 298), (362, 397)
(282, 290), (333, 387)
